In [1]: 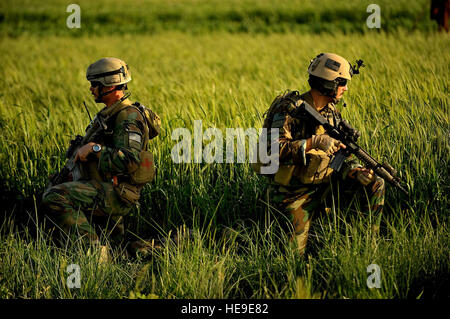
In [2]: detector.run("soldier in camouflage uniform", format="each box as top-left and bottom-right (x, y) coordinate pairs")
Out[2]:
(41, 58), (161, 250)
(255, 53), (385, 255)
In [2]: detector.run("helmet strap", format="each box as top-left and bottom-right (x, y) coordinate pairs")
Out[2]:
(310, 83), (341, 106)
(309, 75), (338, 101)
(320, 89), (339, 104)
(95, 84), (127, 103)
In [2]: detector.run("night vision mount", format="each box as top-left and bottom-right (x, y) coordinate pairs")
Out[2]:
(350, 59), (365, 76)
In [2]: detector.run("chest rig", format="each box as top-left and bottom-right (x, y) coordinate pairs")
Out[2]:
(81, 99), (157, 205)
(260, 90), (343, 186)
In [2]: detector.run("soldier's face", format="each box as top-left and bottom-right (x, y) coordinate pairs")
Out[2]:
(335, 83), (348, 101)
(90, 82), (100, 99)
(90, 81), (105, 103)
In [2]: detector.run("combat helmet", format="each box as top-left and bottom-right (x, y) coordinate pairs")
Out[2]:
(86, 57), (131, 101)
(307, 53), (362, 101)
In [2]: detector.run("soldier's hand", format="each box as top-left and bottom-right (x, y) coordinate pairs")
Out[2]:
(75, 142), (96, 162)
(348, 167), (376, 186)
(310, 134), (346, 155)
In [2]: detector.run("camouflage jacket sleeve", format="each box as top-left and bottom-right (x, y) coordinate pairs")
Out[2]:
(98, 107), (148, 176)
(269, 109), (307, 166)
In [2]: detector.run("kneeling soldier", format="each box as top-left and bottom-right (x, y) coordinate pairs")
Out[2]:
(254, 53), (385, 255)
(41, 57), (161, 251)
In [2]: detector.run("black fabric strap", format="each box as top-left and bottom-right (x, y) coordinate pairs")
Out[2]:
(97, 85), (123, 99)
(88, 66), (125, 80)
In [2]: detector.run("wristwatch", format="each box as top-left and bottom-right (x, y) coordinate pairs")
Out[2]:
(92, 144), (102, 153)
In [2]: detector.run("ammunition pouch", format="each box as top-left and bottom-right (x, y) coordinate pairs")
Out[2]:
(274, 165), (296, 186)
(114, 182), (141, 205)
(296, 149), (334, 184)
(269, 149), (334, 186)
(251, 159), (295, 186)
(113, 151), (155, 204)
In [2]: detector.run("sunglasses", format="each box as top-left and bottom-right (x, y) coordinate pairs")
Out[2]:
(336, 78), (347, 87)
(90, 81), (102, 88)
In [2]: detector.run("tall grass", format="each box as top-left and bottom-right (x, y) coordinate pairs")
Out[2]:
(0, 30), (448, 298)
(1, 202), (447, 298)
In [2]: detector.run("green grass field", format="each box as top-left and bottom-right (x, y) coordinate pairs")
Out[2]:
(0, 0), (449, 299)
(0, 0), (436, 35)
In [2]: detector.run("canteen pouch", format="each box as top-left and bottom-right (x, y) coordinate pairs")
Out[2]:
(130, 151), (156, 185)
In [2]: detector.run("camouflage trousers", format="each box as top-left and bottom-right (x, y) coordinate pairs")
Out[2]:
(41, 180), (133, 244)
(269, 175), (385, 255)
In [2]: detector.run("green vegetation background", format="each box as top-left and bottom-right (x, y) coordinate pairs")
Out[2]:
(0, 0), (437, 36)
(0, 0), (448, 299)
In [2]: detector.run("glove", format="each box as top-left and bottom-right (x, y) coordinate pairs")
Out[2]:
(311, 134), (341, 155)
(348, 167), (376, 186)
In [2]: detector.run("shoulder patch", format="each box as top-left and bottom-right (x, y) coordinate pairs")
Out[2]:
(128, 112), (138, 120)
(129, 132), (142, 144)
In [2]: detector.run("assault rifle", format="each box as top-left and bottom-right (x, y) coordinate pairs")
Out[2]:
(48, 113), (107, 187)
(47, 94), (132, 188)
(295, 101), (409, 196)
